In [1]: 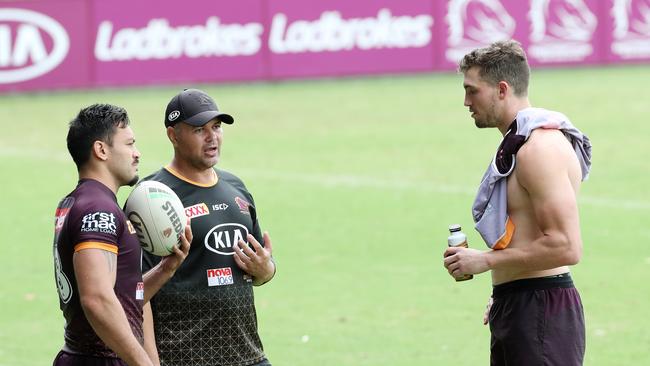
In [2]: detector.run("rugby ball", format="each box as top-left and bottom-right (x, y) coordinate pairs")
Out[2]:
(124, 181), (187, 256)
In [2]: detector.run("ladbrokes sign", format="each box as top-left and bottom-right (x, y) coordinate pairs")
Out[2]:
(1, 0), (648, 92)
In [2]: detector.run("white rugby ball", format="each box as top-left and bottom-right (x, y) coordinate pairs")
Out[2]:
(124, 181), (187, 256)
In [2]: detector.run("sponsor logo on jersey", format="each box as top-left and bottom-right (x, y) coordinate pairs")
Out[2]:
(206, 267), (234, 287)
(185, 203), (209, 219)
(0, 8), (70, 84)
(212, 203), (229, 211)
(54, 207), (70, 231)
(135, 282), (144, 300)
(235, 196), (250, 214)
(80, 211), (117, 235)
(204, 223), (249, 255)
(54, 246), (72, 303)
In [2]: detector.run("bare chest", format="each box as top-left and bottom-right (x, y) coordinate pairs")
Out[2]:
(506, 168), (540, 242)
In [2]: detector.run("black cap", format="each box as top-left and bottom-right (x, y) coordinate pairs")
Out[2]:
(164, 88), (234, 127)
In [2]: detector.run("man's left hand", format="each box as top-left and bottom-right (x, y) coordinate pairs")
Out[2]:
(234, 232), (275, 285)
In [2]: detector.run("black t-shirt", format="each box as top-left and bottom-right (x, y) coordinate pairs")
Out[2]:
(53, 179), (144, 357)
(142, 167), (266, 366)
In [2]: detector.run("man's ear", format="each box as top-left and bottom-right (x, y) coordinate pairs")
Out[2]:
(497, 81), (509, 99)
(167, 126), (178, 146)
(92, 140), (109, 161)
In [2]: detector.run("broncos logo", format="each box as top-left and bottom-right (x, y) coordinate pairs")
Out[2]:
(529, 0), (597, 42)
(612, 0), (650, 38)
(447, 0), (515, 46)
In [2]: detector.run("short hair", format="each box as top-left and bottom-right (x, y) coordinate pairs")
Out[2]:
(459, 40), (530, 97)
(66, 104), (130, 170)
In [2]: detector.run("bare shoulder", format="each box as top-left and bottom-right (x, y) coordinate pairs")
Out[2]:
(516, 129), (580, 188)
(521, 128), (573, 154)
(518, 129), (576, 164)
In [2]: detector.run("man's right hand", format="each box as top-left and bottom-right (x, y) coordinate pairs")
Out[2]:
(483, 296), (493, 325)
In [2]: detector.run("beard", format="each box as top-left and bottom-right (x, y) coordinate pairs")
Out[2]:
(474, 117), (494, 129)
(473, 101), (499, 128)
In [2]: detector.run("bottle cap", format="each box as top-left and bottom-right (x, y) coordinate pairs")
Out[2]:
(449, 224), (461, 232)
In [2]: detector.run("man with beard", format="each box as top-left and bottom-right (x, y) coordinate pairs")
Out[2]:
(52, 104), (191, 366)
(443, 41), (591, 365)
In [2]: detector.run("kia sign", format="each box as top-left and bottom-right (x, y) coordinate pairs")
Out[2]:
(0, 8), (69, 83)
(0, 1), (90, 92)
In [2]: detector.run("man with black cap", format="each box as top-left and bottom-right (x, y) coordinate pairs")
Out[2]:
(141, 89), (276, 366)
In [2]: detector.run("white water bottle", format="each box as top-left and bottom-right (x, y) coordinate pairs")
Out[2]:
(448, 224), (473, 281)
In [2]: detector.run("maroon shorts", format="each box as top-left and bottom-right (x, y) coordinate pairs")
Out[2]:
(53, 351), (127, 366)
(489, 273), (585, 366)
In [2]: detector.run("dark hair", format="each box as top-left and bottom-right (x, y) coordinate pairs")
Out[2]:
(458, 40), (530, 97)
(66, 104), (130, 170)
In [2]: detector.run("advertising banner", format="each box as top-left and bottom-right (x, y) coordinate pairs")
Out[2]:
(1, 0), (649, 93)
(524, 0), (605, 66)
(605, 0), (650, 62)
(434, 0), (606, 71)
(91, 0), (267, 87)
(265, 0), (436, 78)
(0, 0), (90, 92)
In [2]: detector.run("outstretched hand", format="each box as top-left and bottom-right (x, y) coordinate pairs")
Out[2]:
(233, 232), (275, 285)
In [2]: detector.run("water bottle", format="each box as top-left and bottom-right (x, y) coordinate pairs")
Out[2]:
(448, 224), (473, 281)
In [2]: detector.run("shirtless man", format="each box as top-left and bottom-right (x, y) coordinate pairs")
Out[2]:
(443, 41), (591, 365)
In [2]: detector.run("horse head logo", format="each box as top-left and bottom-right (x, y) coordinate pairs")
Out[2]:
(447, 0), (515, 46)
(529, 0), (597, 42)
(612, 0), (650, 39)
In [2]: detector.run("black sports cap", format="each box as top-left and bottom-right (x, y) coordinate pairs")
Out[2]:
(164, 88), (234, 127)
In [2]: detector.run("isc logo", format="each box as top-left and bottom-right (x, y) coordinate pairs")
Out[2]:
(204, 223), (249, 255)
(0, 8), (69, 84)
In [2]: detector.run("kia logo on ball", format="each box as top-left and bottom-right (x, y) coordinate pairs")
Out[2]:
(204, 223), (249, 255)
(0, 8), (70, 84)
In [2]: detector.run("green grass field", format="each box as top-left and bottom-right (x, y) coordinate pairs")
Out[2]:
(1, 65), (649, 365)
